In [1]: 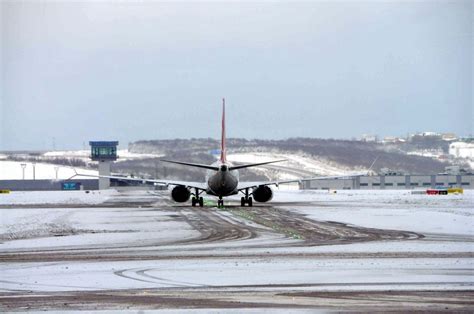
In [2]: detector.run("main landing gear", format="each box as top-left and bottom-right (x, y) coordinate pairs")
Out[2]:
(191, 188), (204, 207)
(191, 196), (204, 207)
(217, 197), (224, 208)
(240, 188), (253, 207)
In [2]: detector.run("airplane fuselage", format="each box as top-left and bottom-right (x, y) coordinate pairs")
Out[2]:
(206, 162), (239, 197)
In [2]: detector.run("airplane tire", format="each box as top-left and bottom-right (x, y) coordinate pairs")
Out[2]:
(241, 197), (245, 207)
(191, 197), (197, 207)
(248, 197), (253, 207)
(199, 197), (204, 207)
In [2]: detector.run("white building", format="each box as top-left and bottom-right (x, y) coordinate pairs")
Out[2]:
(421, 131), (440, 137)
(441, 133), (457, 141)
(449, 142), (474, 159)
(383, 136), (405, 143)
(361, 134), (378, 142)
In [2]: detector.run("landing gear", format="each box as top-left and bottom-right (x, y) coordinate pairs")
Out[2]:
(241, 196), (253, 207)
(192, 197), (204, 207)
(240, 188), (253, 207)
(191, 188), (204, 207)
(217, 197), (224, 208)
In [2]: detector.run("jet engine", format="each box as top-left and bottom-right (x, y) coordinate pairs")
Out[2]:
(252, 185), (273, 203)
(171, 185), (191, 203)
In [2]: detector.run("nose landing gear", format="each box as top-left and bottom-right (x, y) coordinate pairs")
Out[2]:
(217, 197), (224, 208)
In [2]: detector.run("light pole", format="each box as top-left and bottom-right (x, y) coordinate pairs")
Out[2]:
(54, 166), (59, 180)
(32, 162), (36, 180)
(20, 163), (26, 180)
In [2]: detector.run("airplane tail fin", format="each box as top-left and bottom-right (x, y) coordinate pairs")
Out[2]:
(219, 98), (285, 170)
(159, 99), (285, 172)
(220, 98), (226, 163)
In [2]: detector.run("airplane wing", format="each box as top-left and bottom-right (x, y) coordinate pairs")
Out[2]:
(159, 159), (286, 171)
(228, 159), (287, 170)
(71, 172), (207, 191)
(237, 172), (368, 191)
(160, 159), (219, 171)
(237, 157), (379, 191)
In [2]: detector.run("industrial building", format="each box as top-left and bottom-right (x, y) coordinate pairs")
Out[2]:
(301, 173), (474, 190)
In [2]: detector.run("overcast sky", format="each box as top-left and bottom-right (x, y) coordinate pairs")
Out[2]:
(1, 1), (472, 150)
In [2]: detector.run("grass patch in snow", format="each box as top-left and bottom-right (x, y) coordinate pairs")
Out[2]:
(230, 208), (303, 240)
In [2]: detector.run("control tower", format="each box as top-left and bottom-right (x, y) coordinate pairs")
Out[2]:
(89, 141), (118, 189)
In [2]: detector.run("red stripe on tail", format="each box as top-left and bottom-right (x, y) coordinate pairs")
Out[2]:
(220, 98), (226, 163)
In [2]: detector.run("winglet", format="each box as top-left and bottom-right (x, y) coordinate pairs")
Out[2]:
(220, 98), (227, 163)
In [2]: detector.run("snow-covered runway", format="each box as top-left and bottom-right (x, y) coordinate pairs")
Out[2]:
(0, 190), (472, 311)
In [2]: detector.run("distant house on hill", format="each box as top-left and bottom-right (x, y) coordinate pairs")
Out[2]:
(449, 142), (474, 159)
(441, 133), (457, 141)
(361, 134), (378, 142)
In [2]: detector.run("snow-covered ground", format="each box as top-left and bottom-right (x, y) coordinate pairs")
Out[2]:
(0, 189), (118, 205)
(0, 160), (98, 180)
(1, 257), (470, 293)
(283, 190), (473, 236)
(0, 204), (199, 250)
(0, 189), (472, 312)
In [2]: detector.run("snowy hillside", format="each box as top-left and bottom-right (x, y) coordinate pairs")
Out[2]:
(226, 152), (368, 182)
(129, 138), (455, 175)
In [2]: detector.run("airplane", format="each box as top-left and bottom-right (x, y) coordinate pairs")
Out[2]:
(75, 99), (371, 207)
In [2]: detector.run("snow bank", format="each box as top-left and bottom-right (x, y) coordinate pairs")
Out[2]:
(0, 160), (98, 180)
(0, 190), (118, 205)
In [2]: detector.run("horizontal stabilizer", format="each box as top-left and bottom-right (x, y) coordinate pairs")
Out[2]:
(228, 159), (286, 171)
(160, 159), (219, 171)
